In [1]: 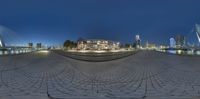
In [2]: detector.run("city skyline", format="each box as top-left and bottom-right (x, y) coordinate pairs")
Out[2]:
(1, 1), (200, 99)
(1, 0), (200, 45)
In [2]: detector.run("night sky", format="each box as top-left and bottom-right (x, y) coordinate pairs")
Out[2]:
(0, 0), (200, 46)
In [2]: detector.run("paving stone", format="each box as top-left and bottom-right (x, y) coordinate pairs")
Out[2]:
(0, 51), (200, 99)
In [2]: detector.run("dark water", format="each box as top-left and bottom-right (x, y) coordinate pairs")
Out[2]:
(159, 49), (200, 56)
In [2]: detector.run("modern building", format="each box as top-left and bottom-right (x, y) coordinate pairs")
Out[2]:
(77, 39), (120, 50)
(0, 35), (5, 48)
(28, 43), (33, 48)
(135, 35), (141, 48)
(145, 41), (156, 49)
(170, 38), (176, 48)
(175, 35), (186, 48)
(36, 43), (42, 49)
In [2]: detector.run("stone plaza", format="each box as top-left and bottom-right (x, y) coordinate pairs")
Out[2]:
(0, 51), (200, 99)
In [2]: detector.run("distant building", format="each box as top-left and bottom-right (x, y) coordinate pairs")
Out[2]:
(36, 43), (42, 49)
(170, 38), (176, 48)
(77, 39), (120, 50)
(135, 35), (141, 48)
(175, 35), (185, 48)
(146, 41), (156, 49)
(28, 43), (33, 48)
(0, 35), (5, 48)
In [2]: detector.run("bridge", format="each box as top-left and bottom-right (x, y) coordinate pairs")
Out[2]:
(166, 24), (200, 51)
(0, 34), (34, 55)
(0, 34), (5, 48)
(185, 24), (200, 51)
(195, 24), (200, 43)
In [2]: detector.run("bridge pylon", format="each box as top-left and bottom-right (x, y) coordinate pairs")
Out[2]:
(0, 34), (5, 48)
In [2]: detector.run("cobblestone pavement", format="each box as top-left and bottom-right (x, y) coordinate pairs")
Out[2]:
(0, 51), (200, 99)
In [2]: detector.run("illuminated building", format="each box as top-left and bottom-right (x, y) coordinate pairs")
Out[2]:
(77, 39), (120, 50)
(170, 38), (176, 48)
(28, 43), (33, 48)
(36, 43), (42, 49)
(146, 41), (156, 49)
(175, 35), (185, 48)
(135, 35), (141, 48)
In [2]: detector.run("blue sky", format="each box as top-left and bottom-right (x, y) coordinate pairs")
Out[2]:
(0, 0), (200, 46)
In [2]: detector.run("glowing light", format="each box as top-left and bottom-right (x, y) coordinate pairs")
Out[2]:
(67, 48), (134, 53)
(168, 50), (176, 54)
(196, 51), (200, 55)
(177, 50), (182, 54)
(93, 50), (106, 53)
(39, 50), (49, 53)
(187, 50), (194, 55)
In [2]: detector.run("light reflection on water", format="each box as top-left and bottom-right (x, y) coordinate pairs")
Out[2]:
(166, 50), (200, 55)
(168, 50), (176, 54)
(197, 51), (200, 55)
(0, 49), (32, 55)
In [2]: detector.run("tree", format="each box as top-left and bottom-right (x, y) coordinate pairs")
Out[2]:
(63, 40), (77, 49)
(125, 43), (132, 48)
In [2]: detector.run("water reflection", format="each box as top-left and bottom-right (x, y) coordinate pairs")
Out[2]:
(168, 50), (176, 54)
(196, 51), (200, 55)
(163, 49), (200, 56)
(0, 49), (33, 55)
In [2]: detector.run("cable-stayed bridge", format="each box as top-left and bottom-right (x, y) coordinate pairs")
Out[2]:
(195, 24), (200, 43)
(181, 24), (200, 51)
(0, 34), (34, 55)
(0, 34), (5, 48)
